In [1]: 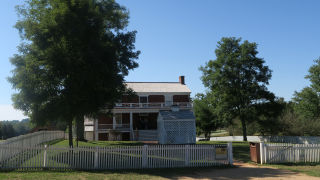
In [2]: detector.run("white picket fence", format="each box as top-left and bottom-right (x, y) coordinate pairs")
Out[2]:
(0, 143), (233, 170)
(260, 142), (320, 164)
(0, 131), (65, 163)
(207, 136), (320, 144)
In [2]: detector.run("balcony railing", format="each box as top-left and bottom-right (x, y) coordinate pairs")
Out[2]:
(114, 102), (192, 109)
(98, 124), (130, 130)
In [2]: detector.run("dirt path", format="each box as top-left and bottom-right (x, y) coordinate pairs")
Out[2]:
(177, 162), (320, 180)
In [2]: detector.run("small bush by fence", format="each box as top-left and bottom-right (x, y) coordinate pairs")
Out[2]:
(260, 143), (320, 164)
(0, 143), (233, 170)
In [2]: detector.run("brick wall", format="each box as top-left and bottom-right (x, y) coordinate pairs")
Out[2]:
(98, 114), (113, 124)
(122, 95), (139, 103)
(173, 95), (190, 102)
(148, 95), (165, 102)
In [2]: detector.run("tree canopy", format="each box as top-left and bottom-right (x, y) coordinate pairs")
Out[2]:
(289, 58), (320, 136)
(9, 0), (140, 147)
(200, 37), (275, 141)
(193, 93), (224, 139)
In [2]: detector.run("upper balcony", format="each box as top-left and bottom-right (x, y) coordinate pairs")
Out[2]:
(114, 102), (192, 109)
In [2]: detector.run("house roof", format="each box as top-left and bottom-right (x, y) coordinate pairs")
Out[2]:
(159, 110), (195, 120)
(125, 82), (191, 93)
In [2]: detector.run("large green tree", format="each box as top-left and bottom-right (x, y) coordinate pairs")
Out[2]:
(293, 58), (320, 119)
(9, 0), (140, 147)
(200, 37), (275, 141)
(289, 58), (320, 136)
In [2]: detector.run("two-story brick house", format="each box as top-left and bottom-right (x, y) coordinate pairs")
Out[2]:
(84, 76), (195, 143)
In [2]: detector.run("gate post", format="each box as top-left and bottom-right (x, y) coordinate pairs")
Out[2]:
(43, 145), (47, 168)
(142, 145), (148, 168)
(227, 142), (233, 165)
(260, 142), (264, 164)
(185, 145), (190, 166)
(94, 147), (99, 169)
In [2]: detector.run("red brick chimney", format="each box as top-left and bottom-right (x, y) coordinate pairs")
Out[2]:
(179, 76), (185, 85)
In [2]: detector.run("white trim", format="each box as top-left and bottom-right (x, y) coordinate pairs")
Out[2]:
(136, 92), (190, 96)
(94, 119), (98, 141)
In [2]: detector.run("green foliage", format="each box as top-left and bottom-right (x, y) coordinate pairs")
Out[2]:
(253, 98), (285, 135)
(9, 0), (139, 147)
(293, 87), (320, 120)
(285, 58), (320, 136)
(200, 37), (275, 141)
(0, 119), (31, 139)
(306, 58), (320, 91)
(193, 93), (223, 138)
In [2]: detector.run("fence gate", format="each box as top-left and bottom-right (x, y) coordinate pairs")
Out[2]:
(260, 143), (320, 164)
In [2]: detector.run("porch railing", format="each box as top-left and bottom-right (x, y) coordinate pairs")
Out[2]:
(98, 124), (130, 130)
(114, 102), (192, 109)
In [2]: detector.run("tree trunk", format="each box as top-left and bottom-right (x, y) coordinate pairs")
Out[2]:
(76, 115), (85, 142)
(240, 117), (247, 141)
(204, 131), (210, 140)
(68, 118), (73, 147)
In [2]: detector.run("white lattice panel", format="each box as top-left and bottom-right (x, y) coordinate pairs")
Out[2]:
(159, 120), (196, 144)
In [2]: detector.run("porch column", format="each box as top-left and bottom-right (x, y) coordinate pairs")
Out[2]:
(94, 119), (98, 141)
(113, 114), (116, 129)
(130, 112), (133, 140)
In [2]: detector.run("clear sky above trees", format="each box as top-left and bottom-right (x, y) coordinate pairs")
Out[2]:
(1, 0), (320, 120)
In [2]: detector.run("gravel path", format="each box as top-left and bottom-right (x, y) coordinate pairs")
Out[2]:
(177, 162), (320, 180)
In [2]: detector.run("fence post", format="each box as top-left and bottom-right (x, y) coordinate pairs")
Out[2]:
(185, 145), (190, 166)
(43, 144), (47, 168)
(227, 142), (233, 165)
(260, 142), (264, 164)
(142, 145), (148, 168)
(94, 147), (99, 169)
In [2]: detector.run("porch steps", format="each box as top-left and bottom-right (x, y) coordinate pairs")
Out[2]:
(136, 130), (158, 141)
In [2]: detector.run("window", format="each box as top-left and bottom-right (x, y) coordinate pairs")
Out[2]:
(139, 96), (148, 103)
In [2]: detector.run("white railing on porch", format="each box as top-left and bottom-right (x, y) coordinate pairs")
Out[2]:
(114, 102), (192, 109)
(98, 124), (130, 130)
(260, 142), (320, 164)
(0, 143), (233, 170)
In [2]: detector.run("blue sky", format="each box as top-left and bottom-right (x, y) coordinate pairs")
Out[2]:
(1, 0), (320, 120)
